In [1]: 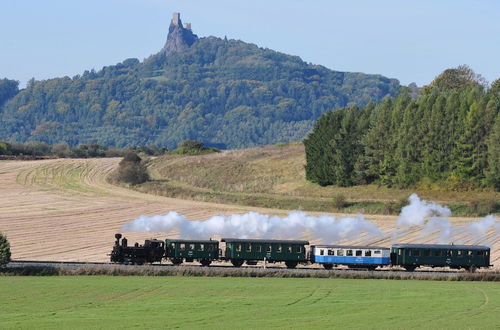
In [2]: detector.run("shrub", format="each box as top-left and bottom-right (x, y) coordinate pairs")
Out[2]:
(332, 194), (347, 210)
(171, 140), (219, 155)
(114, 152), (149, 185)
(0, 233), (11, 267)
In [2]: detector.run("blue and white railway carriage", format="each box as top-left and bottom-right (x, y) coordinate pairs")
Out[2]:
(311, 245), (391, 270)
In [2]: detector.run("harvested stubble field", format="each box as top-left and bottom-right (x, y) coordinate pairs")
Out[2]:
(0, 151), (498, 267)
(0, 276), (498, 329)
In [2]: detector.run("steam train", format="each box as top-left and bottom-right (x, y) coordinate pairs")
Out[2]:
(110, 233), (492, 272)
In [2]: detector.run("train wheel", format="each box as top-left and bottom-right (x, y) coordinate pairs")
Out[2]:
(231, 259), (244, 267)
(285, 261), (298, 269)
(200, 259), (212, 267)
(467, 265), (477, 273)
(404, 265), (416, 272)
(322, 263), (333, 270)
(367, 266), (377, 271)
(171, 258), (183, 266)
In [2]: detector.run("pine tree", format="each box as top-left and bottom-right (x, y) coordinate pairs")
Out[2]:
(485, 112), (500, 190)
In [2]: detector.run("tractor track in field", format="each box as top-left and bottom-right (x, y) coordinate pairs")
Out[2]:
(0, 158), (498, 265)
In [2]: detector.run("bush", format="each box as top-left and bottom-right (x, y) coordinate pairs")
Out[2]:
(114, 152), (149, 185)
(0, 233), (11, 267)
(171, 140), (219, 155)
(332, 194), (347, 210)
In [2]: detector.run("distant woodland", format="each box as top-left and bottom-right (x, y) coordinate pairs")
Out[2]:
(305, 66), (500, 191)
(0, 37), (399, 149)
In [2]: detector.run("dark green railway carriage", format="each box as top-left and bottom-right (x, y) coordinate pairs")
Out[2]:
(165, 239), (219, 266)
(221, 238), (309, 268)
(391, 244), (491, 272)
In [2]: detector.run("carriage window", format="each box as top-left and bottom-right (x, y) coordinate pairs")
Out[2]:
(485, 251), (489, 256)
(297, 246), (302, 253)
(256, 245), (262, 252)
(328, 250), (334, 256)
(320, 249), (324, 256)
(374, 250), (381, 255)
(398, 249), (402, 256)
(468, 250), (473, 256)
(476, 251), (484, 256)
(199, 244), (204, 251)
(189, 244), (195, 250)
(365, 250), (372, 257)
(356, 250), (362, 256)
(180, 243), (185, 251)
(208, 245), (213, 251)
(337, 250), (344, 256)
(423, 249), (431, 257)
(434, 250), (441, 257)
(446, 250), (452, 257)
(236, 244), (242, 252)
(246, 244), (252, 252)
(287, 246), (292, 253)
(277, 245), (282, 253)
(457, 250), (462, 257)
(267, 245), (272, 252)
(347, 250), (353, 256)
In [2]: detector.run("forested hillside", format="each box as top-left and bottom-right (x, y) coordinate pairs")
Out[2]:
(0, 35), (399, 149)
(305, 66), (500, 191)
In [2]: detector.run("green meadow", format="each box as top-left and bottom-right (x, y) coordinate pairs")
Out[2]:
(0, 276), (498, 329)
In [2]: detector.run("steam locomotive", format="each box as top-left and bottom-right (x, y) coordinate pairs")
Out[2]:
(110, 233), (492, 272)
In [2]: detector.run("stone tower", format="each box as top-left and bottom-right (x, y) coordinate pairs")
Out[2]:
(172, 12), (180, 26)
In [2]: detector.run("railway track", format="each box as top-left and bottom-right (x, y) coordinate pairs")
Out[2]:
(6, 260), (497, 280)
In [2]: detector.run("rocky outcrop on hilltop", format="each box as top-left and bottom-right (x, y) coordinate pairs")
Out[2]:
(163, 13), (198, 55)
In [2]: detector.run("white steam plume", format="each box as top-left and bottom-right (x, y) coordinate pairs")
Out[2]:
(395, 194), (498, 245)
(121, 211), (384, 244)
(396, 193), (451, 227)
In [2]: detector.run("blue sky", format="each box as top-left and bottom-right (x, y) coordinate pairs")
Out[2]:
(1, 0), (499, 87)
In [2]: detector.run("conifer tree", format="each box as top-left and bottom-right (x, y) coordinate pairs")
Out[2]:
(0, 233), (11, 267)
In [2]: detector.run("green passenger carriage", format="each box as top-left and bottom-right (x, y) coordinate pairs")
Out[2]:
(221, 238), (309, 268)
(165, 239), (219, 266)
(391, 244), (491, 272)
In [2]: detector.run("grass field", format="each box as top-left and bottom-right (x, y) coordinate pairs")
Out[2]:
(0, 276), (498, 329)
(144, 144), (499, 216)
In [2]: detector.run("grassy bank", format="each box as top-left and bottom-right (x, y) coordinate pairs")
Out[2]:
(130, 144), (499, 216)
(0, 276), (498, 329)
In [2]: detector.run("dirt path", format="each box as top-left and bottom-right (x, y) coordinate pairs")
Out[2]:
(0, 158), (498, 266)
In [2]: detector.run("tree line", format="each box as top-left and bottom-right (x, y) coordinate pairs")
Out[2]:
(305, 66), (500, 191)
(0, 140), (167, 158)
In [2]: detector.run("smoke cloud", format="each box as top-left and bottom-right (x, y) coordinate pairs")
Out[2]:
(396, 194), (498, 245)
(122, 194), (498, 246)
(396, 193), (451, 227)
(122, 210), (384, 244)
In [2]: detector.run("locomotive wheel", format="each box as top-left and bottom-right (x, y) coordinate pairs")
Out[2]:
(366, 266), (377, 271)
(322, 263), (333, 270)
(285, 261), (298, 269)
(200, 259), (212, 267)
(231, 259), (244, 267)
(404, 265), (416, 272)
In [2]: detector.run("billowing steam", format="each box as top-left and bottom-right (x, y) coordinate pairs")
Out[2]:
(395, 194), (498, 245)
(122, 211), (384, 244)
(396, 193), (451, 227)
(122, 193), (498, 245)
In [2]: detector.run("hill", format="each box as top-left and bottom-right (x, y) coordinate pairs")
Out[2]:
(0, 13), (400, 149)
(141, 144), (499, 216)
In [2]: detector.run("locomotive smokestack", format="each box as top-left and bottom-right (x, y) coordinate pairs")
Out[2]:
(115, 233), (122, 245)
